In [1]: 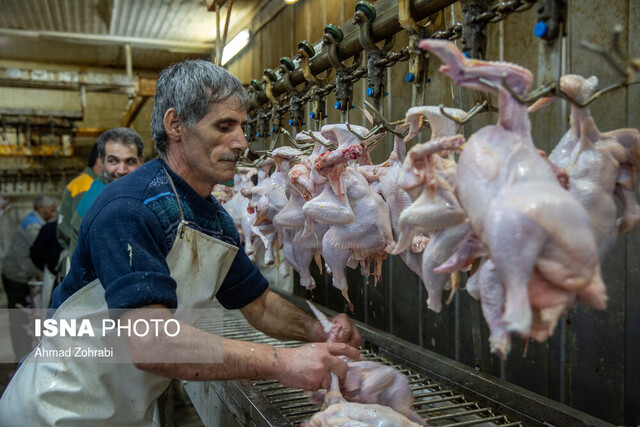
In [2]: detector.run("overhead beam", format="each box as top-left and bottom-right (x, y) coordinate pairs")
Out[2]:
(0, 145), (73, 157)
(0, 66), (134, 93)
(121, 96), (150, 127)
(0, 107), (83, 121)
(138, 77), (157, 97)
(0, 28), (215, 53)
(0, 66), (157, 97)
(76, 127), (111, 137)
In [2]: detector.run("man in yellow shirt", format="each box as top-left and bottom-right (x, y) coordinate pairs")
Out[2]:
(56, 143), (103, 274)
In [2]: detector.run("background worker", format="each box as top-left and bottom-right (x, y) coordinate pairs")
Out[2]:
(67, 127), (144, 254)
(57, 143), (102, 274)
(1, 195), (57, 359)
(29, 220), (63, 309)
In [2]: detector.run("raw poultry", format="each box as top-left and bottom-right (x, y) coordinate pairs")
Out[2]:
(393, 106), (472, 313)
(421, 40), (606, 346)
(243, 148), (300, 266)
(217, 43), (637, 363)
(223, 166), (257, 255)
(366, 124), (428, 284)
(301, 124), (395, 308)
(305, 302), (426, 426)
(302, 372), (423, 427)
(539, 74), (640, 258)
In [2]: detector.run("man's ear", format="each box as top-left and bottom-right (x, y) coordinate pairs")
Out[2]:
(164, 108), (182, 142)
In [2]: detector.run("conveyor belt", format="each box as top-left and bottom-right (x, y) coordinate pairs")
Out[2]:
(216, 315), (523, 426)
(187, 298), (611, 427)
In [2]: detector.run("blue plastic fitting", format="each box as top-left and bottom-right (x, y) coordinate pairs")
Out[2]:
(405, 72), (415, 82)
(366, 88), (374, 97)
(334, 101), (341, 110)
(534, 21), (549, 38)
(309, 111), (316, 119)
(288, 119), (294, 126)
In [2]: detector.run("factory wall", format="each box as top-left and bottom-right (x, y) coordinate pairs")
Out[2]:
(226, 0), (639, 424)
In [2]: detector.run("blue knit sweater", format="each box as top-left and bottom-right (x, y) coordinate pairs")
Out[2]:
(51, 159), (268, 310)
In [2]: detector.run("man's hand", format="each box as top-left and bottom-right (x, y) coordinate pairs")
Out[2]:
(330, 313), (362, 347)
(309, 313), (363, 348)
(273, 342), (361, 391)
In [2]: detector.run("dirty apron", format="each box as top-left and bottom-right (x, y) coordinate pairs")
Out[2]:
(0, 168), (238, 426)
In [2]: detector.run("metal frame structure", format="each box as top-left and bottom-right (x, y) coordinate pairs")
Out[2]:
(184, 291), (610, 426)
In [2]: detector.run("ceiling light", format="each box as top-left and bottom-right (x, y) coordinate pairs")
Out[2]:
(284, 0), (299, 4)
(221, 29), (250, 66)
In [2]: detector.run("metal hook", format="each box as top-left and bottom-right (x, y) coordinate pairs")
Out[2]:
(556, 80), (640, 109)
(580, 25), (639, 79)
(299, 130), (337, 149)
(477, 75), (554, 105)
(279, 127), (315, 150)
(438, 101), (489, 126)
(296, 41), (319, 85)
(263, 68), (280, 105)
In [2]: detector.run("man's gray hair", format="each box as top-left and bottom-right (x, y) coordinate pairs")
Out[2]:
(96, 128), (144, 161)
(150, 59), (250, 157)
(34, 195), (57, 210)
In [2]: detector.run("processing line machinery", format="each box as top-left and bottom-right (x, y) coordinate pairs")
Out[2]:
(184, 292), (610, 427)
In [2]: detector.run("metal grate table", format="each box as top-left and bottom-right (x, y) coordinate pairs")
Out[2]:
(185, 296), (611, 427)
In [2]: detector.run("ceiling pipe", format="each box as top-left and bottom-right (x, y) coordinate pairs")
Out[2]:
(0, 28), (215, 53)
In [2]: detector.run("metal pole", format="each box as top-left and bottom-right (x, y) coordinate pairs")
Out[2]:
(215, 4), (222, 65)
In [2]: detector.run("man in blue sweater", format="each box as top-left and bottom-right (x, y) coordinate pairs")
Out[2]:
(0, 60), (361, 425)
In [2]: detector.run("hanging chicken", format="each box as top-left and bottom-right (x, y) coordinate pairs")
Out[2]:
(532, 74), (640, 258)
(421, 39), (606, 347)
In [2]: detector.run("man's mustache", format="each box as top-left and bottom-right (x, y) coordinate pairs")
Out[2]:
(218, 152), (241, 162)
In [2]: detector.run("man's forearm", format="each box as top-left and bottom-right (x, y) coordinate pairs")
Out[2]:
(240, 289), (322, 342)
(123, 307), (280, 381)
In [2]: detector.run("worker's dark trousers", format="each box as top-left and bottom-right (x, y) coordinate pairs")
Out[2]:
(2, 275), (34, 361)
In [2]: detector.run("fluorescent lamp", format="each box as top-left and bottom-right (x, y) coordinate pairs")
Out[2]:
(221, 29), (250, 66)
(284, 0), (299, 4)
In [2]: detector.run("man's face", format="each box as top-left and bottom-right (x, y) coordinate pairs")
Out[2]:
(103, 140), (142, 181)
(180, 99), (248, 186)
(38, 204), (58, 222)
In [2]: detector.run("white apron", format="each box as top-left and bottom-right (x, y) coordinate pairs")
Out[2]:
(0, 168), (238, 426)
(40, 266), (56, 309)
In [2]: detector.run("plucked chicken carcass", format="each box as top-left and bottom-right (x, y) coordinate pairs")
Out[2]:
(223, 167), (257, 252)
(240, 159), (274, 260)
(396, 106), (472, 313)
(273, 160), (318, 290)
(304, 124), (395, 308)
(212, 183), (234, 203)
(302, 372), (423, 427)
(305, 302), (426, 426)
(540, 74), (640, 258)
(421, 40), (606, 343)
(244, 149), (300, 265)
(368, 126), (428, 282)
(292, 132), (333, 249)
(393, 128), (466, 254)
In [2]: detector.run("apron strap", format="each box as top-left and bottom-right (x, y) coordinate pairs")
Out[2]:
(161, 165), (188, 237)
